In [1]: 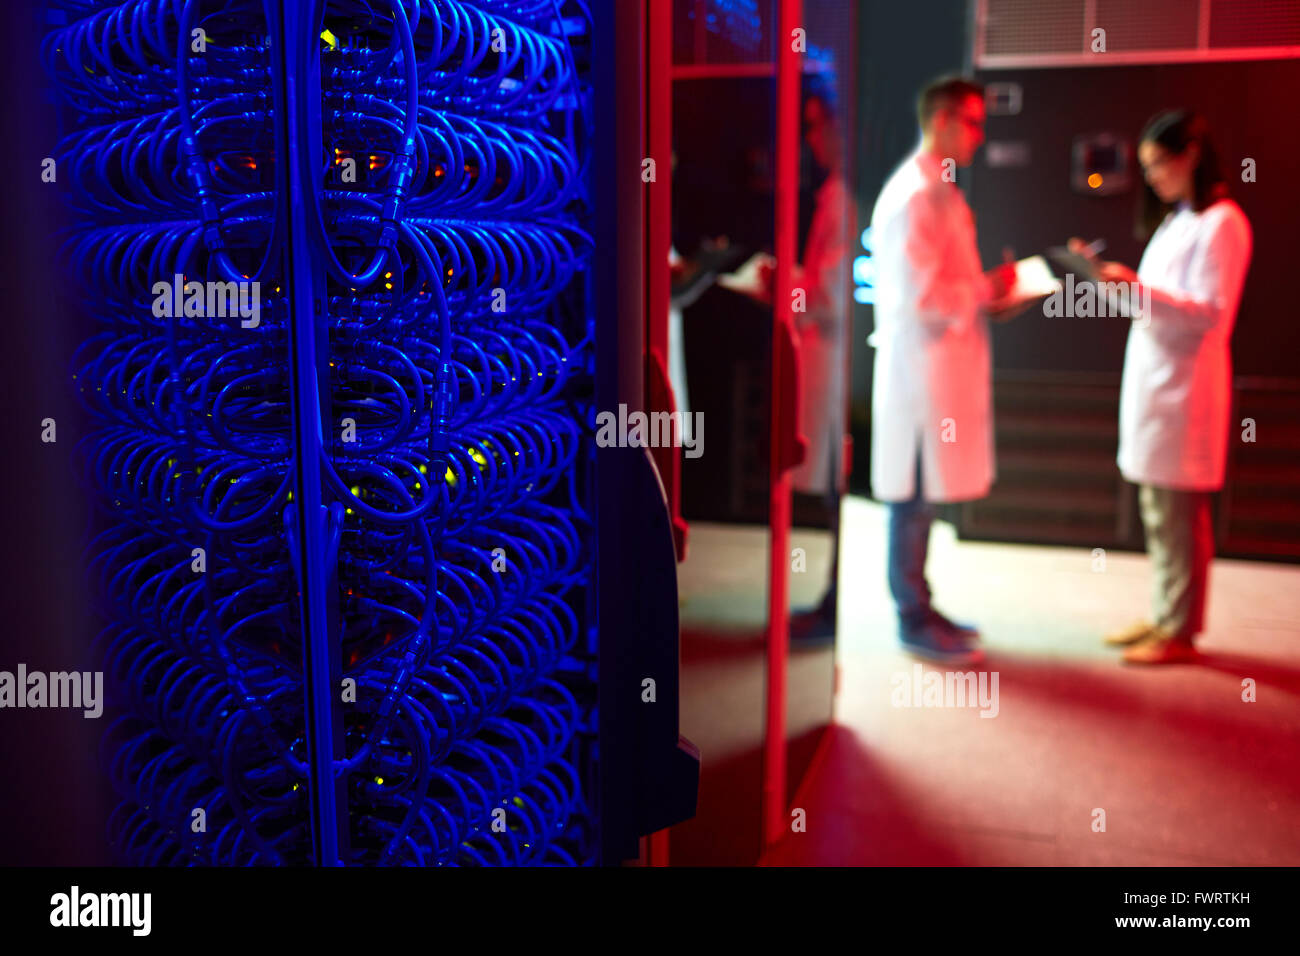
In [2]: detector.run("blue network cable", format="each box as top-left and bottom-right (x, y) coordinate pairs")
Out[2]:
(689, 0), (760, 57)
(48, 0), (596, 866)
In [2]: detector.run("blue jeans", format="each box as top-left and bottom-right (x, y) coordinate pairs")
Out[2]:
(887, 456), (934, 632)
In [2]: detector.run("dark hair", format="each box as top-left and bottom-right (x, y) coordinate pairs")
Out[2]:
(1136, 109), (1228, 239)
(917, 75), (984, 127)
(803, 73), (840, 122)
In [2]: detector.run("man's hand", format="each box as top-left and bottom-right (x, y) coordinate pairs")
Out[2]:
(717, 251), (776, 304)
(987, 297), (1036, 323)
(986, 263), (1016, 301)
(748, 252), (777, 306)
(986, 248), (1018, 302)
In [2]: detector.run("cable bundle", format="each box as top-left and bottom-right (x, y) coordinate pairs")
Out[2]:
(50, 0), (595, 865)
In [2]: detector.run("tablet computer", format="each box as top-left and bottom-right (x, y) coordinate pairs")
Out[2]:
(1045, 246), (1102, 284)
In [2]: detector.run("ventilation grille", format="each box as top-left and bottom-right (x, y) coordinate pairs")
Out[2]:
(977, 0), (1300, 68)
(1211, 0), (1300, 46)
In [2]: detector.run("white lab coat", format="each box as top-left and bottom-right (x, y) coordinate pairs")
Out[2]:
(1118, 199), (1252, 491)
(791, 174), (850, 495)
(868, 149), (996, 503)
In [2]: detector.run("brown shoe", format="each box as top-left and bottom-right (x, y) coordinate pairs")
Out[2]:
(1104, 620), (1156, 647)
(1121, 629), (1199, 665)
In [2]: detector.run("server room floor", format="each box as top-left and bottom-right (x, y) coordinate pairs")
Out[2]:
(671, 520), (837, 865)
(678, 496), (1300, 866)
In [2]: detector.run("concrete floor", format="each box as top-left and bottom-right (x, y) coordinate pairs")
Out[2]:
(752, 496), (1300, 866)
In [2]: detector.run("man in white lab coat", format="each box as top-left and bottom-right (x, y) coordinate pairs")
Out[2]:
(868, 76), (1015, 664)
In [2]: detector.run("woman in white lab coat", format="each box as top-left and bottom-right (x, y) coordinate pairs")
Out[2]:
(790, 93), (849, 499)
(1085, 110), (1252, 664)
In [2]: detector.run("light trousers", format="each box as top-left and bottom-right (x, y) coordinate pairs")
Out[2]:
(1138, 484), (1215, 642)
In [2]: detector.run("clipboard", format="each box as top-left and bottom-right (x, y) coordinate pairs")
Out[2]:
(1045, 246), (1102, 284)
(1043, 244), (1140, 318)
(985, 254), (1061, 320)
(674, 243), (748, 303)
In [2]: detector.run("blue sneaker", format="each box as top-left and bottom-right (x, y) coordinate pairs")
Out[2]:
(900, 615), (985, 665)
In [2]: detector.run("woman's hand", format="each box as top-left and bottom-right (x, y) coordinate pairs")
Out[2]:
(1068, 237), (1139, 288)
(1095, 261), (1139, 285)
(1067, 236), (1098, 263)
